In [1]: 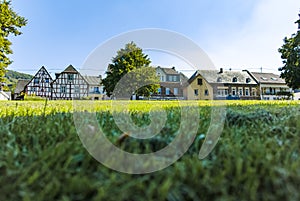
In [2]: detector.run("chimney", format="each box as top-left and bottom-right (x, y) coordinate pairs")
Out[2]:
(172, 66), (175, 70)
(219, 68), (223, 73)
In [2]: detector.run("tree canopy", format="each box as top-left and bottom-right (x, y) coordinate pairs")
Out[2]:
(278, 12), (300, 90)
(0, 0), (27, 83)
(101, 42), (159, 98)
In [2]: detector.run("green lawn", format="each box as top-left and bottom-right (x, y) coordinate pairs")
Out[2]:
(0, 100), (299, 201)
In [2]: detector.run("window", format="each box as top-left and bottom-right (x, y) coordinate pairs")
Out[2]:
(238, 87), (243, 96)
(174, 88), (179, 95)
(245, 88), (250, 96)
(232, 77), (237, 82)
(166, 88), (170, 95)
(251, 88), (257, 96)
(67, 74), (74, 82)
(34, 78), (39, 84)
(161, 76), (165, 82)
(61, 86), (66, 93)
(173, 76), (178, 82)
(261, 77), (268, 81)
(231, 87), (236, 96)
(94, 87), (99, 93)
(225, 89), (228, 96)
(217, 77), (222, 82)
(168, 76), (172, 82)
(197, 78), (203, 85)
(194, 89), (199, 96)
(246, 78), (251, 83)
(217, 89), (228, 97)
(205, 89), (209, 96)
(45, 78), (50, 83)
(157, 88), (161, 94)
(75, 86), (80, 93)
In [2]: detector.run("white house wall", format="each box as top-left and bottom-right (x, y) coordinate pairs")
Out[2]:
(26, 67), (52, 98)
(51, 73), (89, 100)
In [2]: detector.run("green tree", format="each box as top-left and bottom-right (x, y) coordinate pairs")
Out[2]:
(102, 42), (159, 99)
(0, 0), (27, 83)
(278, 12), (300, 89)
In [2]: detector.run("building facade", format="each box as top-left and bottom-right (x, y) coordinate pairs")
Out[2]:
(26, 66), (53, 98)
(187, 69), (259, 100)
(51, 65), (89, 100)
(246, 71), (292, 100)
(83, 75), (103, 100)
(151, 66), (187, 100)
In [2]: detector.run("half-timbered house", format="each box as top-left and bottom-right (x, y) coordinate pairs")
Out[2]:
(26, 66), (53, 98)
(51, 65), (89, 100)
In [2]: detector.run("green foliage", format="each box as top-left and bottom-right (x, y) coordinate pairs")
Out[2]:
(0, 0), (27, 83)
(0, 100), (300, 200)
(278, 12), (300, 89)
(101, 42), (160, 98)
(3, 70), (33, 92)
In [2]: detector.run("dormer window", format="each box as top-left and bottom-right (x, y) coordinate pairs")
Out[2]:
(232, 77), (237, 82)
(271, 77), (278, 81)
(217, 77), (222, 82)
(246, 78), (251, 83)
(261, 77), (268, 81)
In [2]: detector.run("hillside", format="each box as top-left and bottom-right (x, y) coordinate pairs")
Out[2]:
(3, 70), (33, 92)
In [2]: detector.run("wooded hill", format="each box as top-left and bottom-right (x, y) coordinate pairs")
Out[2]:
(3, 70), (33, 92)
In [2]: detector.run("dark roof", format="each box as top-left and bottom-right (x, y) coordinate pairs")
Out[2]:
(190, 70), (256, 84)
(15, 79), (30, 93)
(157, 66), (179, 75)
(250, 72), (286, 84)
(83, 76), (101, 85)
(62, 65), (78, 74)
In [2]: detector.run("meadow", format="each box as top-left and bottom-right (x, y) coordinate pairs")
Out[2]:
(0, 100), (300, 201)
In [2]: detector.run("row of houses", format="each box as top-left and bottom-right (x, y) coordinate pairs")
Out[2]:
(186, 69), (291, 100)
(152, 67), (291, 100)
(11, 65), (292, 101)
(14, 65), (103, 100)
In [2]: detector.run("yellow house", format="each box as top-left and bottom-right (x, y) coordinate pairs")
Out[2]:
(187, 69), (259, 100)
(186, 72), (213, 100)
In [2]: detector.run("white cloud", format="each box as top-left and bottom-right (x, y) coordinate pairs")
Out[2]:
(206, 0), (300, 73)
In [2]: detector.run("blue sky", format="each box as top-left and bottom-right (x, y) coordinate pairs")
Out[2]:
(8, 0), (300, 77)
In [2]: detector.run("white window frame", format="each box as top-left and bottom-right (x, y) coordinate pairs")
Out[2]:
(245, 88), (250, 96)
(231, 87), (236, 96)
(238, 87), (243, 96)
(61, 86), (66, 93)
(166, 88), (170, 95)
(174, 88), (178, 95)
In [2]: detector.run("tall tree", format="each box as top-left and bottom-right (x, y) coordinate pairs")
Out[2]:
(278, 12), (300, 89)
(102, 42), (159, 98)
(0, 0), (27, 84)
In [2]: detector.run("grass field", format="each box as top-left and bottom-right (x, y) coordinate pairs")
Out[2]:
(0, 100), (300, 201)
